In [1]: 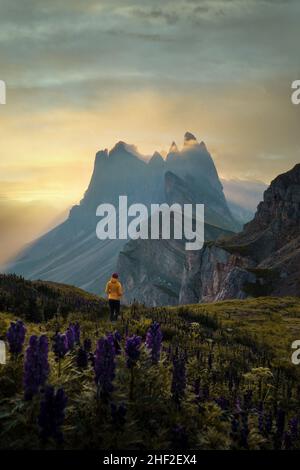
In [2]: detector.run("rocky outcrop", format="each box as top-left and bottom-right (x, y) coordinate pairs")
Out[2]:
(180, 164), (300, 303)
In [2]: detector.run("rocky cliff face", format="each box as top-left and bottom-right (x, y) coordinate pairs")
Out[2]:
(179, 164), (300, 303)
(118, 169), (234, 306)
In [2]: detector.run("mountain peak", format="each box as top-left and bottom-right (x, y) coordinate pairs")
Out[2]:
(110, 141), (142, 159)
(149, 151), (164, 167)
(169, 141), (179, 154)
(199, 141), (207, 151)
(184, 132), (197, 145)
(95, 149), (108, 163)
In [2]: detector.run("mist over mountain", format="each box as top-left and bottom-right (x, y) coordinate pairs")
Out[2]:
(5, 132), (239, 295)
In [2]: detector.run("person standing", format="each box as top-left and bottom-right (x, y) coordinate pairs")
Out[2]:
(105, 273), (123, 322)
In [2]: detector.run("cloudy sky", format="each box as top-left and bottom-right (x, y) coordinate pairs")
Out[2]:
(0, 0), (299, 263)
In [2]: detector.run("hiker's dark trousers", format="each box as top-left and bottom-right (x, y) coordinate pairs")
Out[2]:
(109, 299), (120, 321)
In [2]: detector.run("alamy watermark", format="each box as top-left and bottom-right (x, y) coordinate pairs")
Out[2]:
(96, 196), (204, 251)
(291, 80), (300, 105)
(291, 340), (300, 365)
(0, 340), (6, 365)
(0, 80), (6, 104)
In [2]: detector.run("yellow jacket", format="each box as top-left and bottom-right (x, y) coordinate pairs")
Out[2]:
(105, 278), (123, 300)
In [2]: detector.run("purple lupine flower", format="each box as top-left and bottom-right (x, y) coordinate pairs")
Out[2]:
(289, 416), (298, 442)
(6, 320), (26, 355)
(76, 347), (88, 368)
(171, 355), (186, 405)
(111, 403), (127, 427)
(65, 327), (75, 350)
(94, 335), (116, 399)
(24, 335), (49, 400)
(83, 338), (92, 352)
(145, 322), (163, 364)
(171, 425), (189, 450)
(38, 386), (67, 443)
(53, 333), (68, 360)
(125, 335), (142, 369)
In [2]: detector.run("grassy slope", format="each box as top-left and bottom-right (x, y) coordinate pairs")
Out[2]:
(168, 297), (300, 363)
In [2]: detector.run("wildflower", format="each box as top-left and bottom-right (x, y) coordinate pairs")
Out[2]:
(125, 335), (142, 369)
(171, 354), (186, 405)
(94, 335), (116, 399)
(24, 335), (49, 400)
(111, 403), (127, 427)
(6, 320), (26, 355)
(53, 333), (68, 360)
(38, 386), (67, 443)
(76, 347), (88, 368)
(289, 416), (298, 442)
(65, 327), (75, 350)
(146, 322), (163, 364)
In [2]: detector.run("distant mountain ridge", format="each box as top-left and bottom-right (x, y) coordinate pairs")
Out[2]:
(5, 132), (239, 295)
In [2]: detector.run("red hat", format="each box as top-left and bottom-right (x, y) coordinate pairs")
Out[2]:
(112, 273), (119, 279)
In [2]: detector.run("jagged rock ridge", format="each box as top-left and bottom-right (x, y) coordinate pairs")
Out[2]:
(5, 133), (239, 296)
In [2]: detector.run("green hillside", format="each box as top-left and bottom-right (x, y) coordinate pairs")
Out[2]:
(0, 274), (106, 323)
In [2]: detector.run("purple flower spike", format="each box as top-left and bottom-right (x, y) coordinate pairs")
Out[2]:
(24, 334), (49, 400)
(125, 335), (142, 369)
(146, 322), (163, 364)
(53, 333), (68, 360)
(94, 335), (116, 399)
(6, 320), (26, 355)
(38, 386), (67, 443)
(65, 327), (75, 350)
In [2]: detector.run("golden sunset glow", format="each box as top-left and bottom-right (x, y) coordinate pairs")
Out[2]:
(0, 0), (299, 264)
